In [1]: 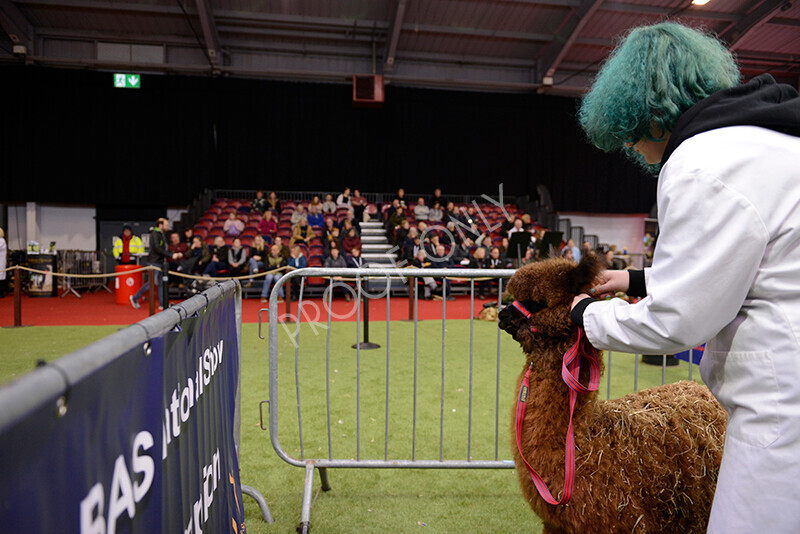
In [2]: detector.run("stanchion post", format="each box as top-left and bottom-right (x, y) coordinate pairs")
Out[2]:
(160, 261), (168, 309)
(283, 277), (293, 323)
(14, 267), (21, 327)
(408, 276), (415, 321)
(148, 267), (156, 316)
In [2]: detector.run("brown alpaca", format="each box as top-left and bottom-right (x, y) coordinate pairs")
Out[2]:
(499, 256), (727, 534)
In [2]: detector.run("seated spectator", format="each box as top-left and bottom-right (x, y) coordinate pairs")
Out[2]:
(384, 199), (401, 225)
(442, 221), (464, 246)
(566, 238), (581, 263)
(258, 209), (278, 243)
(413, 197), (430, 221)
(223, 211), (245, 236)
(325, 238), (341, 260)
(286, 245), (308, 300)
(266, 191), (281, 214)
(290, 203), (307, 226)
(324, 246), (347, 269)
(604, 248), (627, 270)
(341, 227), (362, 254)
(324, 227), (341, 256)
(322, 194), (337, 214)
(582, 240), (594, 258)
(403, 227), (419, 249)
(112, 225), (144, 265)
(521, 247), (538, 266)
(499, 237), (511, 261)
(167, 231), (188, 277)
(273, 236), (290, 260)
(182, 226), (194, 245)
(429, 201), (444, 222)
(339, 210), (361, 235)
(409, 249), (433, 299)
(452, 238), (473, 266)
(203, 236), (229, 277)
(486, 247), (506, 269)
(251, 190), (268, 214)
(309, 195), (323, 214)
(347, 247), (365, 268)
(336, 187), (352, 209)
(429, 187), (443, 208)
(259, 244), (287, 303)
(351, 189), (367, 222)
(307, 206), (325, 228)
(521, 213), (533, 229)
(394, 220), (411, 248)
(323, 247), (350, 301)
(246, 235), (269, 287)
(445, 202), (464, 225)
(394, 188), (407, 208)
(184, 235), (211, 277)
(507, 218), (525, 239)
(388, 206), (406, 229)
(468, 247), (490, 299)
(562, 246), (576, 262)
(290, 217), (316, 246)
(227, 237), (248, 277)
(323, 217), (337, 239)
(501, 213), (517, 235)
(428, 244), (454, 300)
(425, 234), (442, 258)
(404, 234), (423, 263)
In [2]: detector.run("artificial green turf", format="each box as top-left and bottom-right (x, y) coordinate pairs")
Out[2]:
(0, 320), (703, 533)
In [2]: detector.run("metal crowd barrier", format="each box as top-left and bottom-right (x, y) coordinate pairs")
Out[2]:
(263, 267), (707, 532)
(58, 250), (111, 297)
(265, 267), (516, 533)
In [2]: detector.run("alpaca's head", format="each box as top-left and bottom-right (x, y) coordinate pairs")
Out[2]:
(500, 254), (603, 354)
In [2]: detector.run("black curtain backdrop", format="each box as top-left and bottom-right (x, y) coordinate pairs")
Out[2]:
(1, 65), (656, 213)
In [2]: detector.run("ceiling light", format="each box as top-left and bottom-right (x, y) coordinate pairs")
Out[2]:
(691, 0), (711, 5)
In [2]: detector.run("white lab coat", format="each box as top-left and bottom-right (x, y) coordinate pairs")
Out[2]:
(583, 125), (800, 533)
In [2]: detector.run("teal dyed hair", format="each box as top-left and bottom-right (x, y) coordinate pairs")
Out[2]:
(578, 22), (741, 158)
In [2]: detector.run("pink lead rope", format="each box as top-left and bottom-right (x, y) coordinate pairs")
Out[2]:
(515, 326), (600, 505)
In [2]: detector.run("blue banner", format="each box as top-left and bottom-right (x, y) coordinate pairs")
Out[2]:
(0, 290), (244, 534)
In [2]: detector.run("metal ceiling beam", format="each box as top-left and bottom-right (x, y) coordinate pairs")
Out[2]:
(384, 0), (407, 73)
(0, 0), (34, 52)
(601, 2), (739, 22)
(719, 0), (788, 50)
(193, 0), (221, 69)
(537, 0), (604, 81)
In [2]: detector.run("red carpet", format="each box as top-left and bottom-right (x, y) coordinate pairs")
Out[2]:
(0, 291), (496, 327)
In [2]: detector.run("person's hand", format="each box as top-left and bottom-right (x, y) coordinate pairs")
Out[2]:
(590, 270), (629, 298)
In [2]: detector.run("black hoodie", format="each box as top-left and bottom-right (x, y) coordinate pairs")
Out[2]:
(662, 74), (800, 165)
(571, 74), (800, 327)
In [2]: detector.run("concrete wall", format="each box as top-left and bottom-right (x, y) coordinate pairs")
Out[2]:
(559, 212), (648, 263)
(3, 203), (186, 251)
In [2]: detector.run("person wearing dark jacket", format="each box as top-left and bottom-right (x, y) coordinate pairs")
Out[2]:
(130, 217), (177, 309)
(563, 22), (800, 533)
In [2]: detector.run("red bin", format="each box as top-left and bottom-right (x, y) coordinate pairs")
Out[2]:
(115, 264), (143, 305)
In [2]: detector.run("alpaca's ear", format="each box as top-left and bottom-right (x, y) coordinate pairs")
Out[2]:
(569, 254), (603, 295)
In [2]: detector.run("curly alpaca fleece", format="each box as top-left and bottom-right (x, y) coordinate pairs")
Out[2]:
(502, 256), (726, 534)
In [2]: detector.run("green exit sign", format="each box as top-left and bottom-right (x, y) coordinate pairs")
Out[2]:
(113, 73), (141, 89)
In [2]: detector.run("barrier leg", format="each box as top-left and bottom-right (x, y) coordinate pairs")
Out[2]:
(241, 484), (274, 524)
(298, 463), (316, 533)
(319, 467), (332, 492)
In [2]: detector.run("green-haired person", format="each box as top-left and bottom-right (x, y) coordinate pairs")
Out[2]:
(570, 22), (800, 533)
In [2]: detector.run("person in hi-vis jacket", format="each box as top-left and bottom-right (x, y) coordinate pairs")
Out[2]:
(571, 22), (800, 533)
